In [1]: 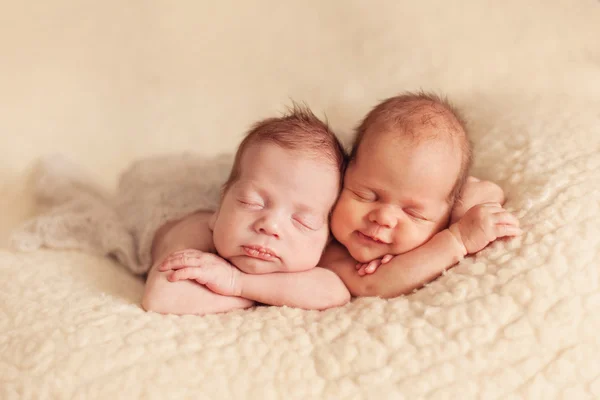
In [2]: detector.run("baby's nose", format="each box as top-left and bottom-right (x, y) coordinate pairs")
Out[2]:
(369, 207), (397, 228)
(254, 216), (281, 238)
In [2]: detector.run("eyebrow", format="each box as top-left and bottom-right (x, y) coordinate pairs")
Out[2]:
(233, 183), (261, 197)
(377, 188), (435, 213)
(401, 196), (428, 210)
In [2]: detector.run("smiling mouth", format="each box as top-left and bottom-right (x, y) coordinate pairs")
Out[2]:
(356, 231), (388, 245)
(242, 245), (279, 261)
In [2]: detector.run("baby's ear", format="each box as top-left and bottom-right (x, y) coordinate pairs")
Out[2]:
(208, 209), (218, 232)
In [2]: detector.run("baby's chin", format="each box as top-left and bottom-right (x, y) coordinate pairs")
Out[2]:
(346, 245), (387, 263)
(347, 242), (421, 263)
(231, 256), (318, 275)
(229, 256), (280, 274)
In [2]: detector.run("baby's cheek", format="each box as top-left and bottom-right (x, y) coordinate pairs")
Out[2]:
(331, 202), (352, 230)
(329, 218), (345, 243)
(308, 230), (329, 263)
(213, 221), (240, 258)
(212, 232), (228, 257)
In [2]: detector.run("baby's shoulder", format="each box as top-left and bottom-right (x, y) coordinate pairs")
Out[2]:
(175, 210), (217, 251)
(179, 210), (214, 229)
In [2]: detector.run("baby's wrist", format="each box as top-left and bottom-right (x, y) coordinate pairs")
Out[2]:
(447, 225), (467, 258)
(234, 268), (246, 297)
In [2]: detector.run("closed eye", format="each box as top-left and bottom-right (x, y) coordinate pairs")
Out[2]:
(293, 215), (322, 231)
(238, 199), (264, 210)
(405, 209), (429, 221)
(350, 189), (377, 202)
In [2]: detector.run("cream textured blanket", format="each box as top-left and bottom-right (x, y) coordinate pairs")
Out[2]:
(2, 1), (600, 399)
(5, 95), (600, 399)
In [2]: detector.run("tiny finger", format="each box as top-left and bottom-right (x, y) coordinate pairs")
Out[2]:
(158, 259), (180, 271)
(496, 225), (523, 237)
(480, 202), (503, 208)
(168, 268), (203, 282)
(493, 211), (520, 227)
(167, 271), (184, 282)
(357, 265), (368, 276)
(160, 260), (187, 271)
(368, 260), (378, 270)
(381, 254), (393, 264)
(160, 253), (204, 271)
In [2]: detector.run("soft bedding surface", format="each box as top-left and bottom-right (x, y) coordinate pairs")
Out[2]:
(1, 1), (600, 399)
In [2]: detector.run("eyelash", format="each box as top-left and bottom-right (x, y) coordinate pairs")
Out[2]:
(352, 190), (376, 202)
(238, 199), (263, 209)
(405, 209), (428, 221)
(293, 217), (317, 231)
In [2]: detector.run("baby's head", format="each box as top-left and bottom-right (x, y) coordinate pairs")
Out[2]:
(211, 105), (346, 274)
(331, 92), (472, 263)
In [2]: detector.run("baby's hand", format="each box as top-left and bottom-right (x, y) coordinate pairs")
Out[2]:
(355, 254), (393, 276)
(450, 177), (506, 224)
(448, 203), (522, 255)
(158, 249), (242, 296)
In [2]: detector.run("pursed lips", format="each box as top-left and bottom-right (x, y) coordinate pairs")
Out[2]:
(242, 245), (280, 261)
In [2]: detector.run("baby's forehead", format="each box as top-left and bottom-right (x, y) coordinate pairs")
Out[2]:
(348, 133), (462, 202)
(237, 147), (340, 203)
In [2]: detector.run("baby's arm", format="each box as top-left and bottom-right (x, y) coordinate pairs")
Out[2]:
(163, 258), (350, 310)
(237, 268), (350, 309)
(142, 211), (254, 315)
(327, 203), (520, 298)
(327, 229), (465, 298)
